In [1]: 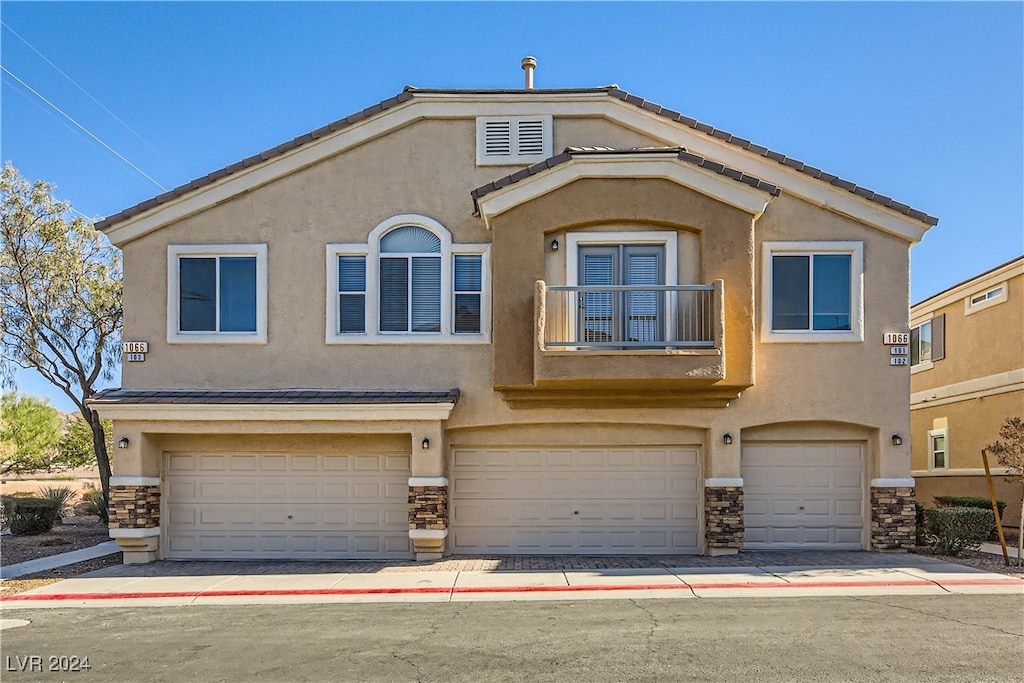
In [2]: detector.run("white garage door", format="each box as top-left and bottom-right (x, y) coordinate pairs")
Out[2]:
(164, 452), (410, 559)
(742, 442), (864, 549)
(450, 446), (700, 554)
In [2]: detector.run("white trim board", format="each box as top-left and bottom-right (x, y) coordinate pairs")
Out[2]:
(476, 156), (773, 229)
(911, 368), (1024, 408)
(91, 402), (457, 422)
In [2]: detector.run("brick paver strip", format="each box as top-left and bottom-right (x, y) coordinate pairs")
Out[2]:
(78, 551), (968, 579)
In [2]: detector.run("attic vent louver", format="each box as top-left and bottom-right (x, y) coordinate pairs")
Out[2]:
(477, 115), (552, 166)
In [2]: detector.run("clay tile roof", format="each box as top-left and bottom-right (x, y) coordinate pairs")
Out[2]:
(95, 85), (937, 232)
(89, 388), (460, 405)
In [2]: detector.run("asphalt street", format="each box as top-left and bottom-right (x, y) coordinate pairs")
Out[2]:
(2, 594), (1021, 681)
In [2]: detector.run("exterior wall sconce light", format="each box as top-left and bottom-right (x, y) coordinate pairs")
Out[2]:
(891, 434), (903, 446)
(117, 437), (130, 449)
(550, 239), (559, 251)
(723, 433), (733, 445)
(421, 437), (430, 450)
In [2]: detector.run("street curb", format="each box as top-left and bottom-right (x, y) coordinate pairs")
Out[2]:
(4, 577), (1022, 602)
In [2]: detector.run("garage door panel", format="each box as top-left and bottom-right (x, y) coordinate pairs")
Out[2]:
(743, 442), (864, 550)
(451, 446), (700, 555)
(164, 452), (410, 560)
(259, 455), (287, 470)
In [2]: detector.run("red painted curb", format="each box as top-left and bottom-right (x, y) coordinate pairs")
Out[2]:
(2, 577), (1020, 602)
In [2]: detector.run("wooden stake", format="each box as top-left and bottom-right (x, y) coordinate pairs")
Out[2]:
(982, 449), (1010, 566)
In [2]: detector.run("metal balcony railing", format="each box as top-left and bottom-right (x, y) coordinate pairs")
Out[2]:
(543, 284), (717, 349)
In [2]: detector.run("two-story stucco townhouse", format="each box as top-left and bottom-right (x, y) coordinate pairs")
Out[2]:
(91, 61), (937, 563)
(910, 255), (1024, 529)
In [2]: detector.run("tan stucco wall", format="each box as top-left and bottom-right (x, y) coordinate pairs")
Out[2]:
(489, 177), (755, 391)
(111, 111), (917, 486)
(911, 271), (1023, 393)
(911, 390), (1023, 472)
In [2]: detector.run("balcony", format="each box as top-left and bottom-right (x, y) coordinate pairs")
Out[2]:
(532, 280), (726, 390)
(542, 284), (718, 350)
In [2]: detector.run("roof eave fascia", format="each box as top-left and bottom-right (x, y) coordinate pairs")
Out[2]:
(96, 96), (617, 247)
(600, 100), (936, 243)
(911, 257), (1024, 316)
(475, 155), (774, 230)
(89, 401), (457, 422)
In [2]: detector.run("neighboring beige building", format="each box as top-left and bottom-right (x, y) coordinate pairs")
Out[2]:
(91, 66), (938, 563)
(910, 256), (1024, 527)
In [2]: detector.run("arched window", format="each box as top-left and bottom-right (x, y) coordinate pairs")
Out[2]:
(378, 226), (442, 333)
(327, 215), (489, 344)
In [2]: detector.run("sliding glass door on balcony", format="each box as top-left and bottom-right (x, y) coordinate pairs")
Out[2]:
(542, 244), (715, 351)
(579, 245), (664, 346)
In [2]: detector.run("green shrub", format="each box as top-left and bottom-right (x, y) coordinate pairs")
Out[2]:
(38, 485), (76, 522)
(914, 502), (928, 546)
(81, 489), (108, 524)
(1, 496), (61, 535)
(934, 495), (1007, 518)
(923, 506), (995, 556)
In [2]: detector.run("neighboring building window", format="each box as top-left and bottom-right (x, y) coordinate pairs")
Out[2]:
(476, 116), (552, 165)
(327, 215), (489, 344)
(761, 242), (864, 342)
(167, 245), (267, 344)
(965, 282), (1008, 315)
(910, 314), (944, 370)
(911, 320), (931, 366)
(929, 428), (948, 469)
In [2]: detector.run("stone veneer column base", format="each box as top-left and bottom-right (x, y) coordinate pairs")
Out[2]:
(705, 484), (744, 554)
(108, 478), (161, 563)
(870, 485), (916, 551)
(409, 479), (448, 560)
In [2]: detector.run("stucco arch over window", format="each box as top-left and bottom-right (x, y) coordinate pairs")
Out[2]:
(327, 214), (490, 344)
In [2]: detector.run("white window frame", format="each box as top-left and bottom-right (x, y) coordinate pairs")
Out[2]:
(167, 244), (268, 344)
(476, 115), (553, 166)
(761, 241), (864, 343)
(910, 317), (934, 373)
(326, 214), (490, 344)
(928, 427), (949, 470)
(964, 282), (1008, 316)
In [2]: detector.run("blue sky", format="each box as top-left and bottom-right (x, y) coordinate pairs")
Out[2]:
(2, 1), (1022, 411)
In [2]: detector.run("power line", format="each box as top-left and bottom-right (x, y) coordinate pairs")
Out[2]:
(1, 65), (168, 192)
(1, 20), (190, 180)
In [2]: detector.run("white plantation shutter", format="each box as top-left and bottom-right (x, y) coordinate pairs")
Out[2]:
(477, 116), (552, 164)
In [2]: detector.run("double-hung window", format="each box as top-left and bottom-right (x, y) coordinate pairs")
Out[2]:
(929, 428), (949, 469)
(911, 321), (932, 366)
(327, 215), (489, 343)
(762, 242), (863, 342)
(168, 244), (267, 344)
(910, 314), (944, 371)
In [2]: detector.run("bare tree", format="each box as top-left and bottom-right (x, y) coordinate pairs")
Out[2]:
(0, 163), (121, 503)
(986, 416), (1024, 566)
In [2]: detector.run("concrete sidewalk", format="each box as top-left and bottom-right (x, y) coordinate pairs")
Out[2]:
(0, 541), (121, 579)
(3, 552), (1020, 608)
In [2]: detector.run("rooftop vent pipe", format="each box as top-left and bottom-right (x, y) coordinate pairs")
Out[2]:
(522, 56), (537, 89)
